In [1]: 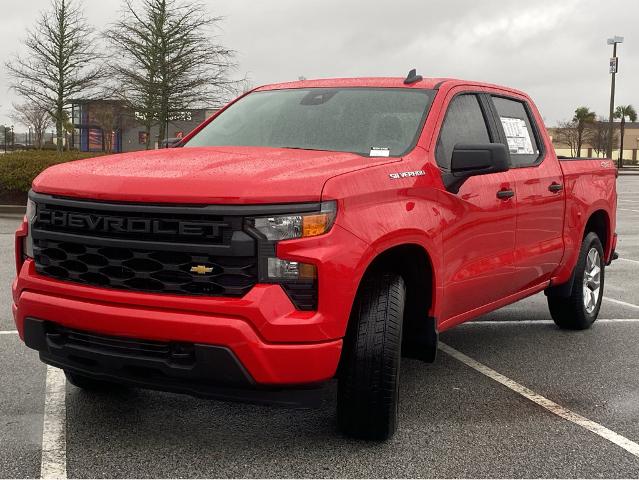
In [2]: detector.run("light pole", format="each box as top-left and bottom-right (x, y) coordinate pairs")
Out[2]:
(607, 36), (623, 163)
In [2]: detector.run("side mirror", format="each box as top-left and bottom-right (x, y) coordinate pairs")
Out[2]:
(443, 143), (510, 193)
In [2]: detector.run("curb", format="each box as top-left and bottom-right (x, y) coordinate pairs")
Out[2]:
(0, 205), (26, 215)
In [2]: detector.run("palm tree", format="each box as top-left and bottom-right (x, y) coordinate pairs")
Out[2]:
(614, 105), (638, 168)
(573, 107), (596, 158)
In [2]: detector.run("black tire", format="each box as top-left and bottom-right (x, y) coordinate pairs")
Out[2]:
(65, 371), (119, 391)
(337, 273), (405, 440)
(548, 232), (605, 330)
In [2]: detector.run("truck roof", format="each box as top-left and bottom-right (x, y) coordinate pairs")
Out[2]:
(256, 77), (528, 97)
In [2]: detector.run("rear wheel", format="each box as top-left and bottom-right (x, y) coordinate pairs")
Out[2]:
(548, 232), (604, 330)
(337, 273), (405, 440)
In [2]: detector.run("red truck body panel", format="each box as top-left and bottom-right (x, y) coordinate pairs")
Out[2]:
(13, 77), (617, 391)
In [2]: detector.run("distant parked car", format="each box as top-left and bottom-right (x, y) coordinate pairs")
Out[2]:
(158, 138), (182, 148)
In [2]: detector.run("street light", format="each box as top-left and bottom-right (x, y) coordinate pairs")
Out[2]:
(607, 36), (624, 163)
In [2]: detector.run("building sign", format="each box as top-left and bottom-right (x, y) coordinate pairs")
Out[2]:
(134, 111), (193, 122)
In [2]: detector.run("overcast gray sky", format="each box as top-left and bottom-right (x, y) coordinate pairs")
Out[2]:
(0, 0), (637, 129)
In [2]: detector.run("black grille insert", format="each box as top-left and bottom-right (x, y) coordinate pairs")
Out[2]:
(34, 238), (257, 296)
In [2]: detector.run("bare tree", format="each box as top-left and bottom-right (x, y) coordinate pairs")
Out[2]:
(105, 0), (238, 149)
(6, 0), (103, 153)
(586, 119), (619, 158)
(553, 121), (579, 157)
(10, 102), (53, 149)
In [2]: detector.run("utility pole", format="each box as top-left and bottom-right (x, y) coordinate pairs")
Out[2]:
(607, 36), (623, 162)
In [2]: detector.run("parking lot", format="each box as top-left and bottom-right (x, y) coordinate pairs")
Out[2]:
(1, 175), (638, 479)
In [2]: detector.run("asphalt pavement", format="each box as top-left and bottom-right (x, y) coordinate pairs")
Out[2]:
(1, 176), (639, 478)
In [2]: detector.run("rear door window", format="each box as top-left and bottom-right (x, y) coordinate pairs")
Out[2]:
(492, 96), (541, 167)
(436, 94), (491, 170)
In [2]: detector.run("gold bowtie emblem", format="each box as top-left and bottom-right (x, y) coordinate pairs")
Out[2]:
(190, 265), (214, 275)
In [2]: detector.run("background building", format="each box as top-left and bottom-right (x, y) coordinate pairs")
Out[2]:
(69, 99), (217, 153)
(550, 121), (639, 163)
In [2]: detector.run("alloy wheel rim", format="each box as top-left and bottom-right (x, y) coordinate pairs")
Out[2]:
(583, 248), (601, 314)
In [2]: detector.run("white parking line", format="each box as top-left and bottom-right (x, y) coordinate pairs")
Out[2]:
(439, 342), (639, 459)
(604, 296), (639, 310)
(0, 330), (18, 335)
(618, 208), (639, 213)
(41, 366), (67, 480)
(617, 257), (639, 265)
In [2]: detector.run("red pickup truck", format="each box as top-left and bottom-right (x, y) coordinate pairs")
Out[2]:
(13, 72), (617, 440)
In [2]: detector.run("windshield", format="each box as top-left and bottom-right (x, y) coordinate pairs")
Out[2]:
(184, 88), (435, 157)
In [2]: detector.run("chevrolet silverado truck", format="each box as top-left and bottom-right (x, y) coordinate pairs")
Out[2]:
(13, 71), (618, 440)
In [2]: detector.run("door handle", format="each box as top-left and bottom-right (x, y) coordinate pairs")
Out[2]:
(496, 189), (515, 199)
(548, 182), (563, 193)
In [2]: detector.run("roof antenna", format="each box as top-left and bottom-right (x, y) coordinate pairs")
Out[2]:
(404, 68), (423, 85)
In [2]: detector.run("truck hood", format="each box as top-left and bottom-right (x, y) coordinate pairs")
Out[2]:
(33, 146), (399, 204)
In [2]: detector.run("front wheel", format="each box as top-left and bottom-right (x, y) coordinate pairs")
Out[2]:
(337, 273), (405, 440)
(548, 232), (605, 330)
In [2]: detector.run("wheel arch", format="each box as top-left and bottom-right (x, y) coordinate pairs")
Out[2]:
(547, 208), (611, 298)
(583, 209), (611, 258)
(344, 240), (439, 363)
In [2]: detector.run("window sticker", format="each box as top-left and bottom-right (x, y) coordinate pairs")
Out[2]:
(370, 147), (390, 157)
(500, 116), (535, 155)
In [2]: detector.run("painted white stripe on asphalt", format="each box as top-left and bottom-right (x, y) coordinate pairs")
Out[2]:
(439, 342), (639, 459)
(467, 318), (639, 326)
(0, 330), (18, 335)
(41, 366), (67, 480)
(618, 208), (639, 213)
(618, 257), (639, 265)
(603, 296), (639, 310)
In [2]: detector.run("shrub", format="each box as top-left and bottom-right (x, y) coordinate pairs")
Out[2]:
(0, 151), (105, 195)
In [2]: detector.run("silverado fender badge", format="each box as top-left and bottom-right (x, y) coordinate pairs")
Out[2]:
(389, 170), (426, 180)
(190, 265), (214, 275)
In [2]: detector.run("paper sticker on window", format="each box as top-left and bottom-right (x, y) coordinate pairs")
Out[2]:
(370, 147), (390, 157)
(500, 117), (534, 155)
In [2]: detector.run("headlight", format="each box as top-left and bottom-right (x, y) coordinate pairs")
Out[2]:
(247, 201), (337, 241)
(23, 199), (37, 258)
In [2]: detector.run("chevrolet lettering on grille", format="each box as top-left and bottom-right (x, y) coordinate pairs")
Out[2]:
(36, 209), (225, 238)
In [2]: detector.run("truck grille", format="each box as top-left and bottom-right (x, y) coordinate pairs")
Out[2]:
(31, 194), (258, 297)
(33, 239), (257, 296)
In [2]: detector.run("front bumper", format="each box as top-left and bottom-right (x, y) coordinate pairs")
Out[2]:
(13, 261), (341, 385)
(23, 318), (324, 406)
(13, 222), (369, 389)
